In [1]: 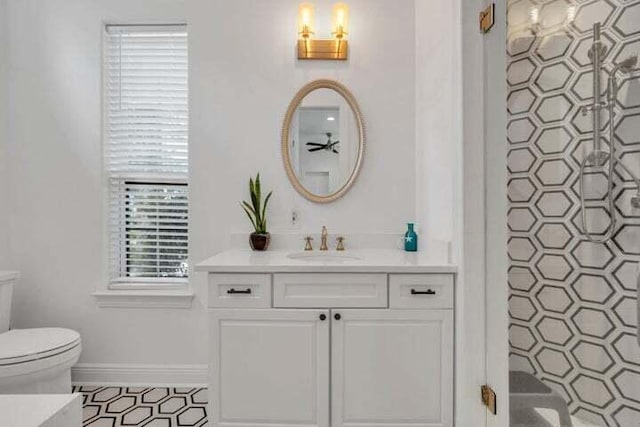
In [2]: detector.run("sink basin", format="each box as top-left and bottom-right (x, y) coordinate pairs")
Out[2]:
(287, 252), (362, 263)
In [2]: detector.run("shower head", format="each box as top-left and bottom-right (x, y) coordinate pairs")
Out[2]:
(608, 55), (638, 97)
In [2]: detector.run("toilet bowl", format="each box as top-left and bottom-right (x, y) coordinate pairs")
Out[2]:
(0, 328), (81, 394)
(0, 271), (81, 394)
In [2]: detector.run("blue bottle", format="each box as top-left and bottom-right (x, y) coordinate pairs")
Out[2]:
(404, 223), (418, 252)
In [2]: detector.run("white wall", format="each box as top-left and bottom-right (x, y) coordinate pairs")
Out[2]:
(415, 0), (458, 248)
(0, 0), (10, 269)
(189, 0), (417, 253)
(4, 0), (458, 371)
(5, 0), (209, 367)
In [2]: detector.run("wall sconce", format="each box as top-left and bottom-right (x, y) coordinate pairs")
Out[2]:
(298, 3), (349, 61)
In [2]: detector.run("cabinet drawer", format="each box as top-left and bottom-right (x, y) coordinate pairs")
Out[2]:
(389, 274), (454, 309)
(273, 273), (387, 308)
(209, 274), (271, 308)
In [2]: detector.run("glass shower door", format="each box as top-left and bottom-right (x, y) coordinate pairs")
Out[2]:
(506, 1), (640, 426)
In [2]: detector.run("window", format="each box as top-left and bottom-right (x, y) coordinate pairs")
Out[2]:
(105, 25), (189, 287)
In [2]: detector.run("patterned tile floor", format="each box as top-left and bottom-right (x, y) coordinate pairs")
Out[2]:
(72, 385), (598, 427)
(72, 386), (208, 427)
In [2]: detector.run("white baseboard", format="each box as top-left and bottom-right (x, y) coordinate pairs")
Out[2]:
(72, 363), (208, 388)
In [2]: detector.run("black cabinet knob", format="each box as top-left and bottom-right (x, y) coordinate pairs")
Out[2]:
(319, 314), (327, 321)
(334, 313), (342, 320)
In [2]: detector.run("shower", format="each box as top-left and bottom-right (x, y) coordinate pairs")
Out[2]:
(578, 17), (640, 393)
(579, 22), (640, 243)
(507, 2), (640, 424)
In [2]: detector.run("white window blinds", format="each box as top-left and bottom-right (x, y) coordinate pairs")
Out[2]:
(105, 25), (189, 284)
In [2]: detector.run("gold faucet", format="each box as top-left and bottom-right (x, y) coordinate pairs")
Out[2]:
(320, 226), (328, 251)
(304, 236), (314, 251)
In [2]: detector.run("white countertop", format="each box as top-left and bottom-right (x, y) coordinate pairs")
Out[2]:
(196, 249), (457, 274)
(0, 394), (82, 427)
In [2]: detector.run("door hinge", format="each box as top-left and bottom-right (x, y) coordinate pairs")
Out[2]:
(481, 385), (497, 415)
(479, 3), (495, 34)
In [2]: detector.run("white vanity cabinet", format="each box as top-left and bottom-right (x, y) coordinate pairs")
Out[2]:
(332, 309), (453, 427)
(204, 266), (455, 427)
(209, 309), (329, 427)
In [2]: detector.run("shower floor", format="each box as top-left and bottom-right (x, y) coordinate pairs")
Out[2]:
(536, 409), (599, 427)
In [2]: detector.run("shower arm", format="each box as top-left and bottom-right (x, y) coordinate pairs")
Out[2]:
(580, 23), (616, 244)
(580, 25), (640, 242)
(590, 23), (606, 165)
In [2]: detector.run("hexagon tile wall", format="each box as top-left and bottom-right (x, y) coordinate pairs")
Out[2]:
(507, 0), (640, 425)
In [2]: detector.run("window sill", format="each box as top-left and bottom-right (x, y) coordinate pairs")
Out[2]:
(93, 289), (195, 309)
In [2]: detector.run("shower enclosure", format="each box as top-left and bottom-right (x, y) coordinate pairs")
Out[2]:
(506, 0), (640, 425)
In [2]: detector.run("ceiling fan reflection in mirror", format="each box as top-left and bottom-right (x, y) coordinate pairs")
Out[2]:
(306, 132), (340, 154)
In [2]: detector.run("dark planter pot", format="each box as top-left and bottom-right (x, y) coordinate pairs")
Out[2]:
(249, 233), (270, 251)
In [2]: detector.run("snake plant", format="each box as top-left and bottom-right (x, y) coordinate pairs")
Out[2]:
(241, 173), (273, 234)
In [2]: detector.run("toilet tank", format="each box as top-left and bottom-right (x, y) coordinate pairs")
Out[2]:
(0, 271), (19, 333)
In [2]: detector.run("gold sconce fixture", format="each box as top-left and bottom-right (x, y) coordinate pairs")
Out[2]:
(298, 3), (349, 61)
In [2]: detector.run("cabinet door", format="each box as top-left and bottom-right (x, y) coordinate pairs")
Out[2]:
(331, 309), (453, 427)
(210, 309), (330, 427)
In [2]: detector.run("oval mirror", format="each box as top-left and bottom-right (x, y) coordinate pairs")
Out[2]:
(282, 80), (365, 203)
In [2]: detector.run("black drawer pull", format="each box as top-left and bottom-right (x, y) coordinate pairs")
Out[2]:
(227, 288), (252, 295)
(411, 288), (436, 296)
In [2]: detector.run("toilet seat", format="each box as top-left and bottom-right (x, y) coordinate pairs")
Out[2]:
(0, 328), (81, 378)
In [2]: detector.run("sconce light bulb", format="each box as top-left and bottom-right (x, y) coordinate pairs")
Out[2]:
(332, 3), (349, 40)
(298, 3), (315, 38)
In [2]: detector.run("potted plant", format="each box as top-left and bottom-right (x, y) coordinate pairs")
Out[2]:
(241, 173), (273, 251)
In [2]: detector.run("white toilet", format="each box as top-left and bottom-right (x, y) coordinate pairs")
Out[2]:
(0, 271), (81, 394)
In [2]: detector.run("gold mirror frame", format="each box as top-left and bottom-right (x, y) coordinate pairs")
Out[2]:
(281, 79), (365, 203)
